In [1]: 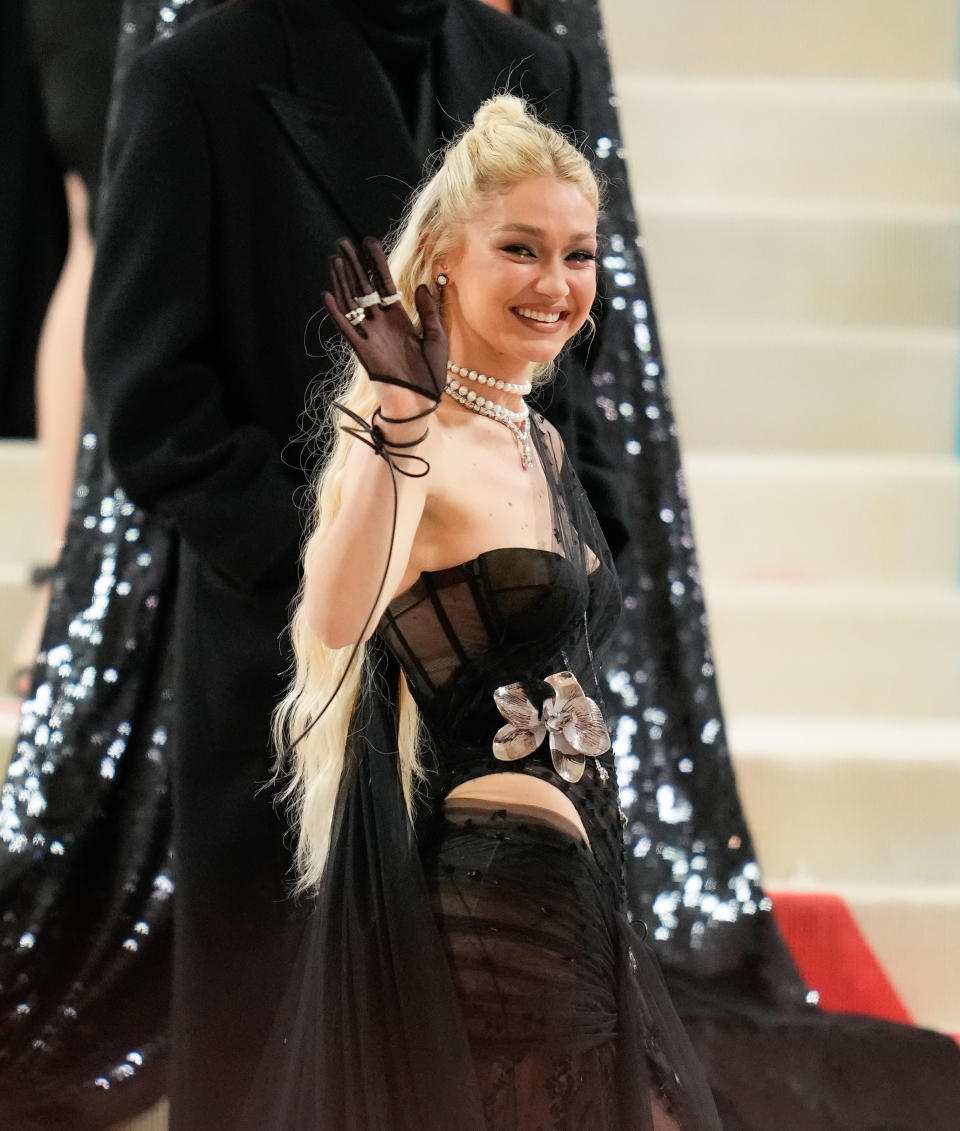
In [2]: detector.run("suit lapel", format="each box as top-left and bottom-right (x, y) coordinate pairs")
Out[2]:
(260, 0), (555, 237)
(259, 2), (422, 239)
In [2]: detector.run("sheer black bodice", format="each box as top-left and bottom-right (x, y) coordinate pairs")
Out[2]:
(380, 416), (620, 745)
(379, 416), (627, 904)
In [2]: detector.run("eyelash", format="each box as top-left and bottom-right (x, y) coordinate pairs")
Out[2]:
(500, 244), (597, 264)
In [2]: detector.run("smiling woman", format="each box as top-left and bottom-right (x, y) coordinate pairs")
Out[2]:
(439, 178), (599, 374)
(249, 94), (722, 1131)
(298, 99), (604, 660)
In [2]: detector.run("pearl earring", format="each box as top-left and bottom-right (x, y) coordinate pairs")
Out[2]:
(436, 273), (448, 288)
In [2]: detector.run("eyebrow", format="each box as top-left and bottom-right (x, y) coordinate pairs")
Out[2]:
(493, 222), (597, 242)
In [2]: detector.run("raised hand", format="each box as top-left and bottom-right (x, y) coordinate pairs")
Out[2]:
(324, 237), (447, 426)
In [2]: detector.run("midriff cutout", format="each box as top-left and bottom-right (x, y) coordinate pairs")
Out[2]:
(444, 772), (591, 849)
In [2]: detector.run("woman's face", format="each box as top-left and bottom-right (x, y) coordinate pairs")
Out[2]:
(439, 176), (598, 380)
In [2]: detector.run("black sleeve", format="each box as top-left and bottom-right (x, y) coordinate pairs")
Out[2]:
(85, 48), (301, 591)
(534, 46), (631, 560)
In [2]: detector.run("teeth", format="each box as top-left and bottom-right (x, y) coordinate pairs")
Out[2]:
(516, 307), (561, 324)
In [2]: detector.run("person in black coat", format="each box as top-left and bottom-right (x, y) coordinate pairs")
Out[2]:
(84, 1), (627, 1125)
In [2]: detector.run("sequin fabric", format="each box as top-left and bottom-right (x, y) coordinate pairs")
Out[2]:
(0, 417), (177, 1122)
(517, 0), (805, 994)
(0, 5), (202, 1125)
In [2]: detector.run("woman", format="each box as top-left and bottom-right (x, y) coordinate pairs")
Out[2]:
(251, 94), (721, 1131)
(6, 0), (124, 698)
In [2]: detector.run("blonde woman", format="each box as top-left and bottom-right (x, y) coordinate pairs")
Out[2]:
(250, 96), (720, 1131)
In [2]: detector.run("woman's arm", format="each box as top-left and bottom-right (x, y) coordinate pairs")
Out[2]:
(302, 241), (447, 649)
(303, 416), (435, 649)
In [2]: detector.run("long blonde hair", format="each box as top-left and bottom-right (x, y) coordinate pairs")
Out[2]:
(274, 94), (601, 891)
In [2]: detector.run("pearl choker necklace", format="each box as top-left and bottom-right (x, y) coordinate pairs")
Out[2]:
(444, 362), (534, 470)
(446, 361), (532, 397)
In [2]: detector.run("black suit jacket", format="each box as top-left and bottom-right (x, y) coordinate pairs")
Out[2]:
(89, 0), (623, 595)
(85, 1), (624, 1126)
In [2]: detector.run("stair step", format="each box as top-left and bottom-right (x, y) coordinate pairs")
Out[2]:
(0, 700), (18, 777)
(639, 204), (960, 331)
(601, 0), (960, 82)
(729, 717), (960, 885)
(112, 1097), (168, 1131)
(684, 454), (960, 585)
(729, 715), (960, 762)
(706, 585), (960, 717)
(617, 78), (960, 209)
(0, 568), (42, 685)
(771, 881), (960, 1033)
(0, 442), (49, 566)
(662, 325), (959, 456)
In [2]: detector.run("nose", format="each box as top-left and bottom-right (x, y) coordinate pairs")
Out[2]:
(532, 254), (569, 302)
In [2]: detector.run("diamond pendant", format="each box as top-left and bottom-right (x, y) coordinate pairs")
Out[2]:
(518, 431), (534, 470)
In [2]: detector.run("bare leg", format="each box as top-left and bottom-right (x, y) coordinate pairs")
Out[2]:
(37, 172), (92, 539)
(8, 173), (92, 695)
(479, 0), (514, 12)
(652, 1096), (683, 1131)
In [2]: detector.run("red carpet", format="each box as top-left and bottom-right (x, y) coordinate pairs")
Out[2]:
(770, 890), (913, 1024)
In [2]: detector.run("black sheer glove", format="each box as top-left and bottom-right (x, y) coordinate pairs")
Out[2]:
(324, 237), (447, 425)
(283, 240), (446, 751)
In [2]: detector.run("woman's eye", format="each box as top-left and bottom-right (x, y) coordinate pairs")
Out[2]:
(569, 250), (598, 264)
(501, 244), (535, 257)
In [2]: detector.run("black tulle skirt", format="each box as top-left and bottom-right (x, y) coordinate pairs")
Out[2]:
(237, 711), (721, 1131)
(422, 802), (719, 1131)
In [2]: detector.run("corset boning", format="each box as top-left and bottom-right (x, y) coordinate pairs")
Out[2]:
(378, 547), (626, 908)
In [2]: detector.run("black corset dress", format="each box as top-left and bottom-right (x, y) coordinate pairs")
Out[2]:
(379, 414), (627, 906)
(380, 546), (628, 906)
(241, 417), (721, 1130)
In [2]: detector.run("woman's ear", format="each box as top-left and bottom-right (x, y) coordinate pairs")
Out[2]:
(429, 247), (451, 295)
(430, 231), (462, 286)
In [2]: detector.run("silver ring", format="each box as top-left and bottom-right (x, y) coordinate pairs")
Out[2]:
(353, 292), (381, 309)
(378, 292), (402, 307)
(345, 307), (366, 326)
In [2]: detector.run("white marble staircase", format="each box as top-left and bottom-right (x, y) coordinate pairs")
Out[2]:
(602, 0), (960, 1033)
(0, 442), (49, 727)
